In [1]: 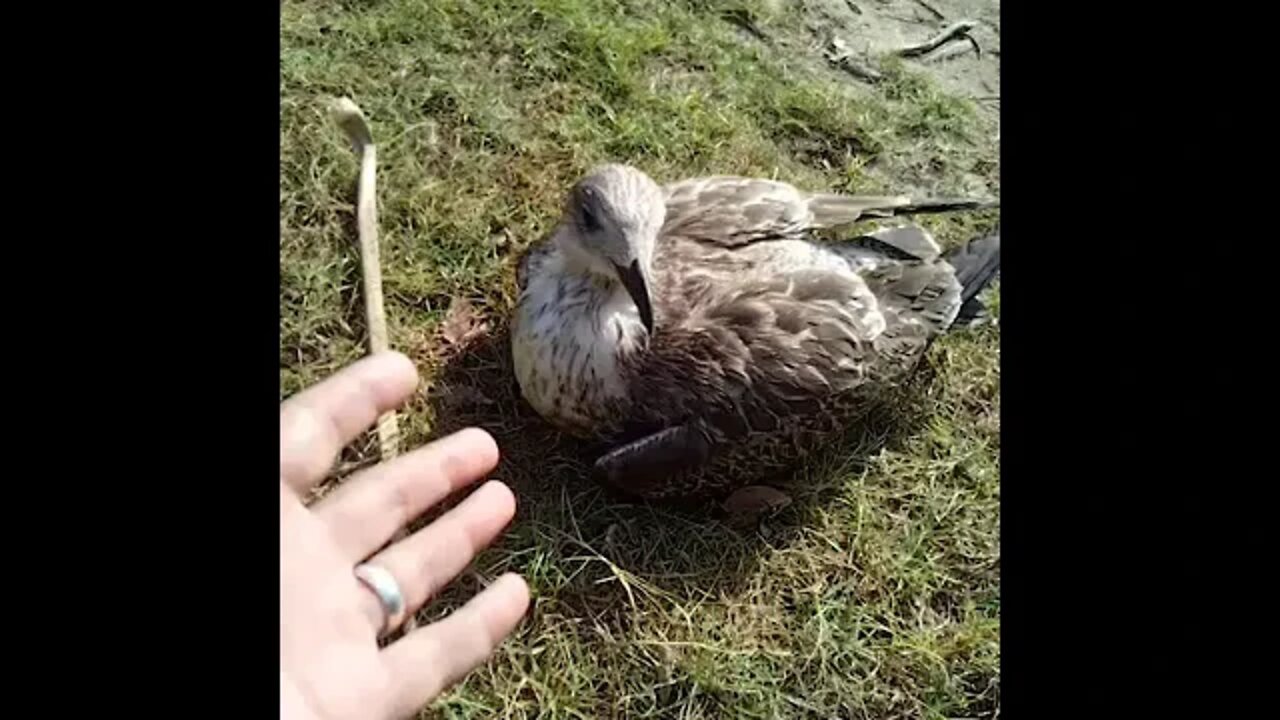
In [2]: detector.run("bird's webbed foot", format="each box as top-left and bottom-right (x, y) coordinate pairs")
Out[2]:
(591, 422), (713, 499)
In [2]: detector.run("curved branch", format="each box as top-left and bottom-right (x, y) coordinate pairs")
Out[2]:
(895, 20), (980, 58)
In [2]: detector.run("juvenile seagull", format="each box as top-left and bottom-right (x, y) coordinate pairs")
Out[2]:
(511, 163), (999, 502)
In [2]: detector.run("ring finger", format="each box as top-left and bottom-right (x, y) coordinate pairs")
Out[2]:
(353, 479), (517, 636)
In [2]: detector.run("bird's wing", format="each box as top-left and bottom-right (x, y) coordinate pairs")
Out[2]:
(634, 268), (897, 427)
(660, 175), (913, 247)
(597, 266), (926, 495)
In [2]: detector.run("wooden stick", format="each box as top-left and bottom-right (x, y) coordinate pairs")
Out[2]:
(925, 39), (979, 63)
(912, 0), (946, 21)
(329, 97), (416, 636)
(894, 20), (979, 58)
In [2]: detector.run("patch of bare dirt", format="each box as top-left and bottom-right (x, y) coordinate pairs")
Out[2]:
(734, 0), (1002, 194)
(804, 0), (1000, 124)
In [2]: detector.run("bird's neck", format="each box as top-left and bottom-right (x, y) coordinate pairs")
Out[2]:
(575, 271), (649, 357)
(551, 229), (653, 345)
(556, 228), (613, 283)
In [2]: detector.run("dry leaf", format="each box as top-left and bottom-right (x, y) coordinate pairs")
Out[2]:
(439, 297), (490, 348)
(721, 485), (792, 522)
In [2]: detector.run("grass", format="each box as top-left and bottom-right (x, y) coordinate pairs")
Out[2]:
(281, 1), (1000, 717)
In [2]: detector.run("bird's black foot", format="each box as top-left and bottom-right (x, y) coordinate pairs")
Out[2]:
(592, 423), (712, 499)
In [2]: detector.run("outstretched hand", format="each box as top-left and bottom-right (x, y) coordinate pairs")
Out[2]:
(280, 352), (529, 720)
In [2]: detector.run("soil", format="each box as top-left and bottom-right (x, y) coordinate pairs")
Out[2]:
(740, 0), (1001, 195)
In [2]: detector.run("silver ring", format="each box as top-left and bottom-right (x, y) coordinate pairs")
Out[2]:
(353, 563), (406, 634)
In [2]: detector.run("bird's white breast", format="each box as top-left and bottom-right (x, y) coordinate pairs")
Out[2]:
(511, 248), (647, 433)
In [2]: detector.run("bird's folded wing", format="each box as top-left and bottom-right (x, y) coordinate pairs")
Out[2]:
(661, 175), (915, 248)
(621, 270), (883, 443)
(660, 176), (818, 247)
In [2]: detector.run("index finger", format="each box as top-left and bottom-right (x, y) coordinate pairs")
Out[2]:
(280, 352), (419, 494)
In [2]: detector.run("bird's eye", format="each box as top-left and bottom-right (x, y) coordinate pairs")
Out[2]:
(580, 205), (600, 233)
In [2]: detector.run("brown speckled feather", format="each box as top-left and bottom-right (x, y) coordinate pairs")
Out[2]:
(593, 233), (959, 500)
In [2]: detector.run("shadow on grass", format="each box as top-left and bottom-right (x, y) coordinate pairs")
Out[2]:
(413, 319), (938, 624)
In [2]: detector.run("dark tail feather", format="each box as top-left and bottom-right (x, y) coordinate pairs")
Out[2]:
(881, 197), (1001, 218)
(944, 229), (1001, 327)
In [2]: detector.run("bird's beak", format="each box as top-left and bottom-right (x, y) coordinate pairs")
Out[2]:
(614, 259), (654, 334)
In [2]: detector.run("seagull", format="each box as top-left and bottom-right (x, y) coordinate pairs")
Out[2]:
(511, 163), (999, 502)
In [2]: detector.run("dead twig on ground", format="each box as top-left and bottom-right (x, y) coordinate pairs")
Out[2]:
(825, 36), (884, 84)
(913, 0), (946, 21)
(925, 40), (979, 63)
(894, 20), (981, 59)
(885, 13), (930, 25)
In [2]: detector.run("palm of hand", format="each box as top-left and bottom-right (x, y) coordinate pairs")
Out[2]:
(281, 483), (393, 718)
(279, 353), (529, 720)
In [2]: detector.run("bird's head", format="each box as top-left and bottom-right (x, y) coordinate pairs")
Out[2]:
(558, 163), (665, 334)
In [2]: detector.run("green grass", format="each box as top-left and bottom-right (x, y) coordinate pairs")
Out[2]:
(281, 1), (1000, 717)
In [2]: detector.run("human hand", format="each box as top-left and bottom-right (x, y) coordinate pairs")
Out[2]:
(280, 352), (529, 720)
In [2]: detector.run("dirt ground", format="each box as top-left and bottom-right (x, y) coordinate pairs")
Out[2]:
(795, 0), (998, 123)
(740, 0), (1000, 196)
